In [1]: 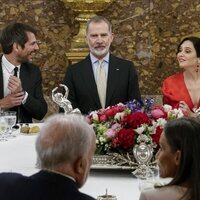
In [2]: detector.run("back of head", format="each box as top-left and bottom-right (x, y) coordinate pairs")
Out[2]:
(36, 113), (95, 170)
(177, 36), (200, 57)
(164, 117), (200, 200)
(0, 22), (37, 54)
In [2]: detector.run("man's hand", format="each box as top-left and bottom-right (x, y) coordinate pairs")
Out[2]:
(8, 76), (23, 94)
(0, 91), (25, 109)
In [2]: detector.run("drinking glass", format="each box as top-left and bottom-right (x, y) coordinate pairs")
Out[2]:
(137, 165), (160, 192)
(4, 111), (17, 137)
(0, 114), (8, 141)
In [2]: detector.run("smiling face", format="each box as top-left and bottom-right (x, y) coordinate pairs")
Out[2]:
(177, 40), (200, 70)
(156, 132), (180, 178)
(86, 21), (113, 60)
(16, 31), (39, 63)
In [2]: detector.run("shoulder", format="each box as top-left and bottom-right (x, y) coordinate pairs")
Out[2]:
(0, 172), (28, 188)
(163, 72), (183, 83)
(140, 186), (187, 200)
(21, 62), (41, 73)
(67, 56), (90, 71)
(110, 54), (134, 66)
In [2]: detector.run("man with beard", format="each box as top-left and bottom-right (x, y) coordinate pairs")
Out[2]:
(0, 22), (47, 123)
(63, 15), (141, 114)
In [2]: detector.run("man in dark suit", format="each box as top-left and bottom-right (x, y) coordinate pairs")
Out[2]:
(0, 114), (96, 200)
(0, 22), (47, 123)
(63, 16), (141, 114)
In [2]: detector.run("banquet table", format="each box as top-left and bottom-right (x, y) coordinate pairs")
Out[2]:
(0, 124), (142, 200)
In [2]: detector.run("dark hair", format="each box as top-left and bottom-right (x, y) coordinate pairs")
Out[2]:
(177, 36), (200, 57)
(86, 15), (112, 33)
(164, 117), (200, 200)
(0, 22), (37, 54)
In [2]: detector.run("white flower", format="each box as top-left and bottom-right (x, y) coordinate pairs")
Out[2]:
(163, 104), (172, 112)
(91, 112), (99, 121)
(114, 112), (125, 121)
(99, 136), (106, 143)
(156, 118), (167, 127)
(135, 125), (145, 134)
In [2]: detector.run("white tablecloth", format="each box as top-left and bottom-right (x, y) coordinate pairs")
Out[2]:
(0, 125), (141, 200)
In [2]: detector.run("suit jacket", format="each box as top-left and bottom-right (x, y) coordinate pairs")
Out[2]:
(0, 56), (47, 123)
(0, 170), (96, 200)
(139, 185), (188, 200)
(63, 54), (141, 114)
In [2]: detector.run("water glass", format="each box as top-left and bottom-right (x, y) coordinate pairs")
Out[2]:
(137, 165), (160, 192)
(0, 115), (8, 141)
(4, 111), (17, 137)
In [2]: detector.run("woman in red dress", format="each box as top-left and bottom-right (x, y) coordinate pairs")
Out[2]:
(162, 37), (200, 117)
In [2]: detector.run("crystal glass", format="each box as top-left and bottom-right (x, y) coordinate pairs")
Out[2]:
(137, 164), (160, 192)
(0, 114), (8, 141)
(4, 111), (17, 137)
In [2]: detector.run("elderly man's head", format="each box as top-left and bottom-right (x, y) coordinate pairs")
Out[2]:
(36, 113), (96, 187)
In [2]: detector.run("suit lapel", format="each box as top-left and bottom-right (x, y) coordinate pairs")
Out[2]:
(82, 56), (101, 107)
(106, 54), (120, 107)
(0, 56), (4, 98)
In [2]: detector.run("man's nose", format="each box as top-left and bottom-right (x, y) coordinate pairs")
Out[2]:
(34, 43), (39, 50)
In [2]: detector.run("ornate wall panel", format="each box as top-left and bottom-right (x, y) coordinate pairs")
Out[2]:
(0, 0), (199, 116)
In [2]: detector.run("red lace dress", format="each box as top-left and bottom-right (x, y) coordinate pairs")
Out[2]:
(162, 72), (200, 110)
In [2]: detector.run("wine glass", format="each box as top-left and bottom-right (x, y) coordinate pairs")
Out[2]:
(137, 164), (160, 192)
(0, 114), (8, 141)
(4, 111), (17, 137)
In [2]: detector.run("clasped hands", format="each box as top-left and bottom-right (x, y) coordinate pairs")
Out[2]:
(1, 76), (25, 109)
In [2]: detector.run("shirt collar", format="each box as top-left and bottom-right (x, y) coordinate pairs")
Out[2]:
(2, 55), (21, 73)
(90, 52), (110, 64)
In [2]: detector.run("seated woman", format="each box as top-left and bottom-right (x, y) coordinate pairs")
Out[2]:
(162, 37), (200, 117)
(139, 117), (200, 200)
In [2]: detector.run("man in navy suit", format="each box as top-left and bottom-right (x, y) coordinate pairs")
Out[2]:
(0, 22), (47, 123)
(0, 113), (96, 200)
(63, 15), (141, 114)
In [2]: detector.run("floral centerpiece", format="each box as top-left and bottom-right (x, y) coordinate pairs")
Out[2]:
(87, 99), (183, 169)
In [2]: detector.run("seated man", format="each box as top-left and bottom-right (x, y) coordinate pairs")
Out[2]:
(0, 113), (96, 200)
(0, 22), (47, 123)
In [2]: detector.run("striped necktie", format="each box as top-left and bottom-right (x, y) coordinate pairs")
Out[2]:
(96, 60), (107, 108)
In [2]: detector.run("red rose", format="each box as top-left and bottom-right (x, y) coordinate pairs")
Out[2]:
(152, 126), (163, 145)
(124, 112), (150, 129)
(98, 114), (108, 122)
(112, 128), (135, 150)
(104, 107), (116, 118)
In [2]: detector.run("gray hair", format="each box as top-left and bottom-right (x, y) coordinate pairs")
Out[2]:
(35, 113), (95, 169)
(86, 15), (112, 34)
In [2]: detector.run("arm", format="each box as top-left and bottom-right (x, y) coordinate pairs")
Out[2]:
(128, 62), (141, 101)
(22, 67), (47, 120)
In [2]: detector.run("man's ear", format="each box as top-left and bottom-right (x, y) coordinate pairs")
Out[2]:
(13, 42), (20, 52)
(175, 150), (181, 166)
(74, 156), (87, 175)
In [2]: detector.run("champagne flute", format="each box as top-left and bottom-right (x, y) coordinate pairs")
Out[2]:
(4, 111), (17, 137)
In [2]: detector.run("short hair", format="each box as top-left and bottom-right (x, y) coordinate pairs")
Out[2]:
(177, 36), (200, 57)
(164, 117), (200, 200)
(0, 22), (37, 54)
(86, 15), (112, 34)
(36, 114), (95, 169)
